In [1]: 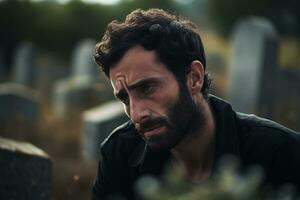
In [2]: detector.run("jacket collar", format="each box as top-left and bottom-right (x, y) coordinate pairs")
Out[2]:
(209, 95), (241, 173)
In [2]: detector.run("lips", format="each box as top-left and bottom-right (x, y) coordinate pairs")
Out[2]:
(136, 117), (169, 140)
(143, 125), (166, 139)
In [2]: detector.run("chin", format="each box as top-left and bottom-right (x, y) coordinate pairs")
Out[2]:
(147, 143), (167, 152)
(144, 130), (182, 151)
(146, 139), (176, 152)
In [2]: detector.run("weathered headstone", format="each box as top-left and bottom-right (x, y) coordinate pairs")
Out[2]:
(53, 39), (114, 117)
(0, 83), (40, 126)
(0, 136), (52, 200)
(12, 42), (36, 87)
(71, 39), (99, 80)
(227, 17), (278, 118)
(81, 101), (128, 161)
(53, 76), (113, 117)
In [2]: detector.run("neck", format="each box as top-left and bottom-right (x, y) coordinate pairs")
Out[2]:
(171, 96), (215, 182)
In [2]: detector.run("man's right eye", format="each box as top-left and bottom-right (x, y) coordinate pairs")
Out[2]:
(119, 95), (129, 105)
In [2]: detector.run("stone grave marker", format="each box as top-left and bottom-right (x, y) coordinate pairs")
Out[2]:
(0, 136), (52, 200)
(53, 39), (114, 117)
(0, 83), (41, 141)
(71, 39), (99, 80)
(12, 42), (36, 87)
(0, 83), (40, 126)
(227, 17), (278, 118)
(81, 101), (128, 161)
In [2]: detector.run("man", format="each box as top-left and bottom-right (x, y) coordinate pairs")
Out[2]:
(92, 8), (300, 200)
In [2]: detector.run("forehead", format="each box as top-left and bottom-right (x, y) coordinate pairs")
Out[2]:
(109, 46), (175, 92)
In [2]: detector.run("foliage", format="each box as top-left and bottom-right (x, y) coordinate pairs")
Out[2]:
(136, 157), (297, 200)
(206, 0), (268, 35)
(206, 0), (300, 36)
(0, 0), (176, 64)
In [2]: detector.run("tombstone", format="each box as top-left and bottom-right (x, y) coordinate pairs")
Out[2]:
(81, 101), (128, 161)
(227, 17), (278, 118)
(0, 83), (41, 141)
(12, 42), (37, 87)
(0, 83), (40, 124)
(53, 39), (114, 117)
(71, 39), (99, 80)
(53, 76), (113, 117)
(0, 136), (52, 200)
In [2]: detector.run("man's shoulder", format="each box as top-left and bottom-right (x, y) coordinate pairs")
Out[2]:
(235, 112), (300, 189)
(235, 112), (300, 163)
(100, 120), (144, 158)
(236, 112), (300, 140)
(101, 120), (139, 148)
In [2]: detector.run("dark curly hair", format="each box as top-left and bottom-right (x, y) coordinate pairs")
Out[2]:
(94, 8), (211, 97)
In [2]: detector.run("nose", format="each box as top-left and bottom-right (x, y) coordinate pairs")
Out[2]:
(127, 97), (150, 124)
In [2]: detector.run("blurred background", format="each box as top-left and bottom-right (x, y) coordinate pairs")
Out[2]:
(0, 0), (299, 199)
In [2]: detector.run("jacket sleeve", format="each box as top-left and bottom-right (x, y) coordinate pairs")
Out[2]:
(92, 135), (137, 200)
(92, 147), (112, 200)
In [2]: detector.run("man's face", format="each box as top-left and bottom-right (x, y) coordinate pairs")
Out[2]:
(110, 46), (202, 150)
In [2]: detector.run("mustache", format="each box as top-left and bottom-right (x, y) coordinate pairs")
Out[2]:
(135, 117), (169, 133)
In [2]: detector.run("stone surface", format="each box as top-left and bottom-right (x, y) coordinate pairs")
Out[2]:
(0, 136), (52, 200)
(227, 17), (278, 117)
(0, 83), (40, 126)
(53, 39), (114, 117)
(227, 17), (300, 131)
(71, 39), (99, 80)
(53, 76), (114, 117)
(81, 101), (128, 161)
(12, 42), (36, 87)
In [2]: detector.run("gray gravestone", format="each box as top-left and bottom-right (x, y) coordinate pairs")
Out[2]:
(53, 76), (113, 117)
(53, 39), (114, 117)
(0, 83), (40, 127)
(71, 39), (99, 80)
(0, 136), (52, 200)
(81, 101), (128, 161)
(227, 17), (278, 117)
(12, 42), (36, 87)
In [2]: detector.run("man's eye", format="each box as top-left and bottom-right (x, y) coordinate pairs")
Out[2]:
(141, 85), (155, 95)
(119, 95), (129, 105)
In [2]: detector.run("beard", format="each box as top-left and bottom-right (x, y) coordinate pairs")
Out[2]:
(135, 85), (205, 151)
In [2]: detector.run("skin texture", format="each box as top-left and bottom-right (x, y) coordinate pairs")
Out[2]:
(110, 45), (215, 181)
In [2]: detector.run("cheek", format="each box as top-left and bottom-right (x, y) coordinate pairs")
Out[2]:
(152, 89), (179, 117)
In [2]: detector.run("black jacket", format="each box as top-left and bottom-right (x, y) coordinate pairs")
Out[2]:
(92, 95), (300, 199)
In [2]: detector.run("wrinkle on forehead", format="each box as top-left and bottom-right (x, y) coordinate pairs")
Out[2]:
(111, 74), (129, 94)
(119, 78), (129, 93)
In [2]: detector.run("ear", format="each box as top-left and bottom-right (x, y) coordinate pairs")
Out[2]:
(186, 60), (205, 95)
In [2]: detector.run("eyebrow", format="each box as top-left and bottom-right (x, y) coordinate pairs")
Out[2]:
(114, 77), (159, 99)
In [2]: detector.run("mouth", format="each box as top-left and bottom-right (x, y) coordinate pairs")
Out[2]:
(143, 125), (166, 139)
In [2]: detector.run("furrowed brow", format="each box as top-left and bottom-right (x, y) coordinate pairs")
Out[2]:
(128, 78), (159, 90)
(114, 78), (159, 100)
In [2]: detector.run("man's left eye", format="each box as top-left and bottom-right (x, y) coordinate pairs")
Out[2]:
(141, 85), (155, 95)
